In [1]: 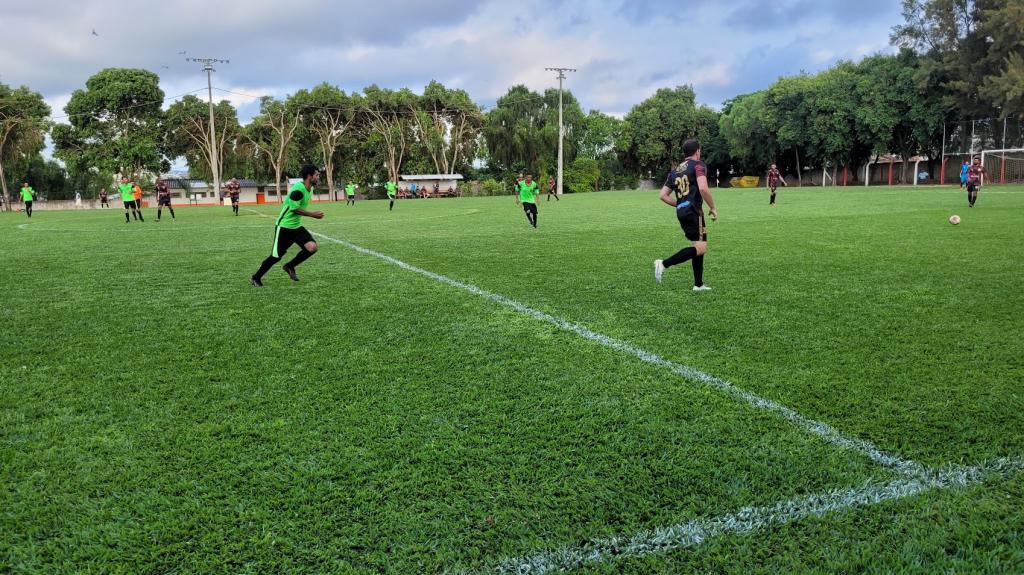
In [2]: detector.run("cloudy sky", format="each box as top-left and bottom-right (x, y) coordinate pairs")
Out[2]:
(3, 0), (902, 124)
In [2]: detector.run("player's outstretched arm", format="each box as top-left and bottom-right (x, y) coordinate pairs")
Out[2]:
(295, 208), (324, 219)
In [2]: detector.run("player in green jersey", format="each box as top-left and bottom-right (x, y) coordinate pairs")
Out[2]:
(118, 177), (144, 223)
(250, 165), (325, 287)
(346, 183), (357, 206)
(19, 183), (35, 217)
(515, 174), (539, 228)
(385, 181), (397, 211)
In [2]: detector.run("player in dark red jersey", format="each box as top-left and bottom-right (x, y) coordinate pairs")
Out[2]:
(155, 179), (175, 221)
(99, 189), (109, 208)
(966, 157), (986, 208)
(654, 139), (718, 292)
(226, 178), (242, 215)
(546, 175), (559, 201)
(766, 164), (786, 206)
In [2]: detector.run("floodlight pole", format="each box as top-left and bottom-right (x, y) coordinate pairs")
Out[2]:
(546, 67), (576, 197)
(188, 57), (230, 201)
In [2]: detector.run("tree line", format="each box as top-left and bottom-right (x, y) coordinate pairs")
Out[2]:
(1, 0), (1019, 203)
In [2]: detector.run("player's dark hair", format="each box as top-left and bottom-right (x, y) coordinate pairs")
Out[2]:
(682, 139), (701, 158)
(300, 164), (320, 179)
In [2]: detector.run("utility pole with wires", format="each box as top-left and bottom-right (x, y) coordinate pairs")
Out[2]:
(187, 57), (229, 201)
(545, 67), (576, 198)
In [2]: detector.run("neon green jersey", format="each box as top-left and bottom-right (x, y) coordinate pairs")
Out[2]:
(275, 181), (311, 230)
(518, 181), (539, 204)
(346, 184), (356, 196)
(20, 187), (34, 201)
(118, 183), (134, 199)
(385, 182), (397, 197)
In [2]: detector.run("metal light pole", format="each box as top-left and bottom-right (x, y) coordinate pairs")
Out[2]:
(187, 57), (229, 201)
(545, 67), (576, 197)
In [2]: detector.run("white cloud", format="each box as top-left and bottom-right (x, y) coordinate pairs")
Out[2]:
(4, 0), (903, 121)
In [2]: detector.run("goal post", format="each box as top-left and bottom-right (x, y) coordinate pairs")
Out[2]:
(980, 149), (1024, 185)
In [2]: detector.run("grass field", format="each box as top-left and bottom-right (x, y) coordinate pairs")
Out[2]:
(2, 185), (1023, 574)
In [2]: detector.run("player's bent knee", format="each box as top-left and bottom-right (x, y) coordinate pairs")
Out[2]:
(694, 242), (708, 256)
(305, 242), (318, 253)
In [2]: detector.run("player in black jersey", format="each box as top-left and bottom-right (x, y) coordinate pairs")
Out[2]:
(654, 139), (718, 291)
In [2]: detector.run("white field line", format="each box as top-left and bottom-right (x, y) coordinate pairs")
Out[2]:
(479, 457), (1024, 575)
(241, 208), (923, 478)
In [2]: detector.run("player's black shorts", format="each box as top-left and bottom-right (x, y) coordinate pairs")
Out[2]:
(123, 200), (137, 209)
(967, 182), (979, 193)
(677, 207), (707, 242)
(272, 226), (315, 257)
(522, 202), (537, 215)
(158, 198), (172, 207)
(230, 197), (239, 204)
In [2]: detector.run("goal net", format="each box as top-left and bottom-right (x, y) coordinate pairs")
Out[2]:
(981, 149), (1024, 185)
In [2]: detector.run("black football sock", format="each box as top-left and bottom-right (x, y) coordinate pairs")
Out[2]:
(137, 210), (144, 222)
(285, 248), (314, 270)
(254, 256), (281, 281)
(125, 212), (130, 223)
(389, 200), (394, 211)
(770, 193), (776, 205)
(157, 208), (162, 220)
(692, 255), (705, 287)
(169, 208), (176, 219)
(664, 246), (697, 268)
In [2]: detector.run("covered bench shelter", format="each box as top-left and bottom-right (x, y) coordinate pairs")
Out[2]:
(398, 174), (464, 198)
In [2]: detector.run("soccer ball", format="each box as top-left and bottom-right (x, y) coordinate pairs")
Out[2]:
(949, 215), (961, 225)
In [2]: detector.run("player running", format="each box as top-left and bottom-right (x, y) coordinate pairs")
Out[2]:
(546, 175), (560, 202)
(386, 180), (397, 211)
(654, 139), (718, 292)
(226, 178), (242, 215)
(515, 174), (540, 228)
(19, 182), (34, 218)
(346, 183), (357, 206)
(118, 177), (144, 222)
(959, 161), (970, 190)
(766, 164), (786, 206)
(966, 157), (986, 208)
(155, 178), (175, 221)
(250, 164), (324, 287)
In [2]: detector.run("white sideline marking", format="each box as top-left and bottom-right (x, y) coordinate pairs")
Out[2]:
(244, 207), (925, 477)
(482, 457), (1024, 574)
(246, 209), (922, 474)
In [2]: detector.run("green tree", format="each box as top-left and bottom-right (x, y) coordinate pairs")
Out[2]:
(564, 156), (600, 194)
(0, 83), (50, 209)
(412, 81), (484, 175)
(892, 0), (1022, 118)
(52, 68), (168, 184)
(719, 92), (778, 174)
(292, 83), (359, 199)
(978, 1), (1024, 114)
(242, 96), (302, 202)
(619, 86), (722, 178)
(165, 95), (242, 183)
(361, 85), (417, 184)
(483, 85), (547, 178)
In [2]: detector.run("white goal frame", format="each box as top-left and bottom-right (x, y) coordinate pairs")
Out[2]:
(980, 148), (1024, 185)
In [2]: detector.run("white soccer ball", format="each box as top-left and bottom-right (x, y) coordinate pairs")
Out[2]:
(949, 215), (961, 225)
